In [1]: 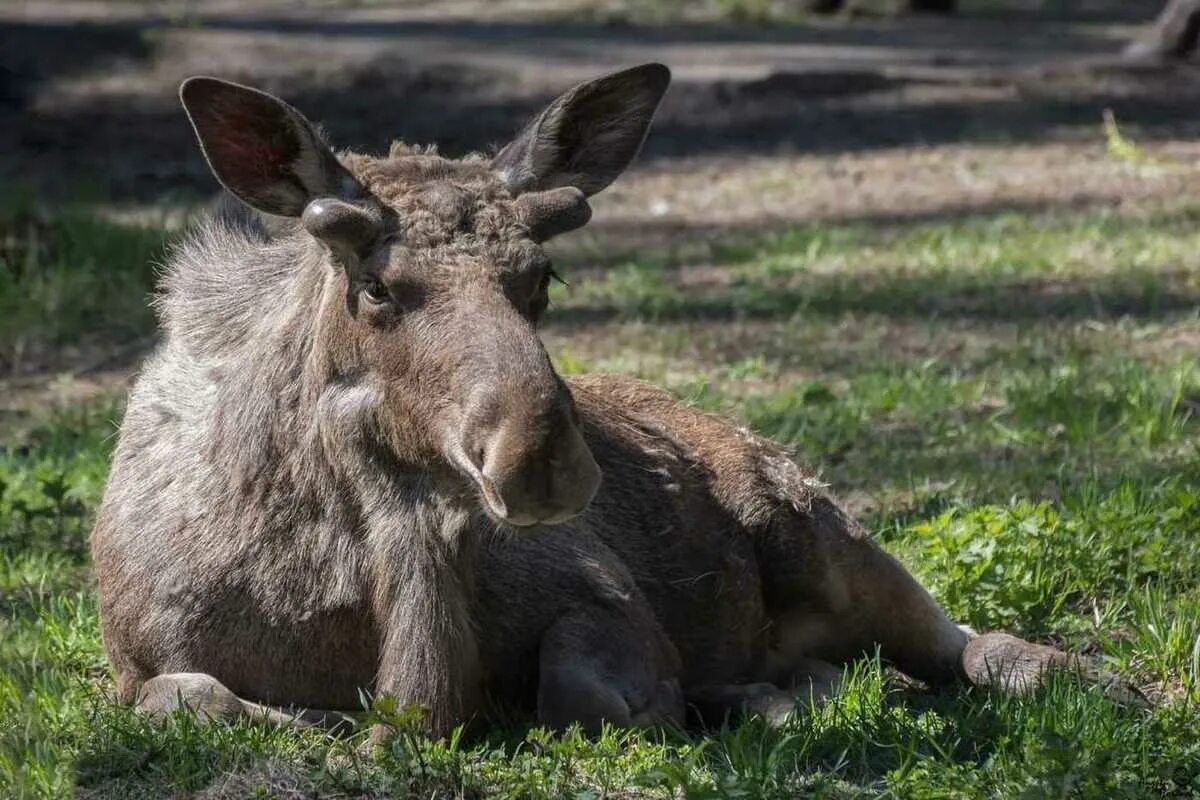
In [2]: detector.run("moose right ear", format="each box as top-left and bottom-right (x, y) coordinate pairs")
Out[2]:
(492, 63), (671, 197)
(180, 77), (362, 217)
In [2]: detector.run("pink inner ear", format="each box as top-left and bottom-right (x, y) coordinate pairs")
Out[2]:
(203, 93), (299, 191)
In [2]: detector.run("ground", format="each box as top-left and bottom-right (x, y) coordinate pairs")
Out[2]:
(1, 1), (1199, 798)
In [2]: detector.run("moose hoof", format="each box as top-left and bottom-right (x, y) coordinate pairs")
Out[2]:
(961, 633), (1071, 694)
(741, 683), (798, 728)
(135, 672), (246, 723)
(688, 682), (797, 728)
(962, 633), (1148, 707)
(785, 658), (843, 705)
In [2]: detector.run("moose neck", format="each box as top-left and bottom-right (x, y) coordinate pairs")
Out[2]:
(365, 492), (483, 737)
(170, 207), (486, 729)
(303, 250), (486, 731)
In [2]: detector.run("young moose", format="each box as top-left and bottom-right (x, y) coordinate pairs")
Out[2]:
(92, 65), (1136, 739)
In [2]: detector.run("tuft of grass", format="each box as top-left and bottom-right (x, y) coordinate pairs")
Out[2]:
(1103, 109), (1166, 170)
(905, 482), (1200, 638)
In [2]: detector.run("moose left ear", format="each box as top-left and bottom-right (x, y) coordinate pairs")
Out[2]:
(180, 76), (362, 217)
(492, 63), (671, 197)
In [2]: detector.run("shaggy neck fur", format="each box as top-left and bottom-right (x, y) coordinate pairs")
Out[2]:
(157, 198), (483, 732)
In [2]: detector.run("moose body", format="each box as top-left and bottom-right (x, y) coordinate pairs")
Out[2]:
(92, 66), (1132, 740)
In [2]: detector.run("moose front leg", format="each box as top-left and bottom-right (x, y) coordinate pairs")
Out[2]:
(536, 605), (684, 733)
(371, 520), (484, 741)
(135, 672), (359, 731)
(373, 584), (483, 741)
(376, 618), (484, 743)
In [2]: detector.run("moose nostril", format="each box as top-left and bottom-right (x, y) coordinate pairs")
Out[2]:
(471, 444), (486, 470)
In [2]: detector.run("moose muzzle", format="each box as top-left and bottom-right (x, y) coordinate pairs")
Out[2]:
(454, 383), (601, 527)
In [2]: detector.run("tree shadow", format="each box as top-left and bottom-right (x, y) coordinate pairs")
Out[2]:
(552, 196), (1200, 271)
(187, 11), (1129, 55)
(4, 8), (1199, 202)
(549, 265), (1199, 326)
(0, 20), (153, 111)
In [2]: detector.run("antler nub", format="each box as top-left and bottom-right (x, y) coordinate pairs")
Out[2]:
(514, 187), (592, 242)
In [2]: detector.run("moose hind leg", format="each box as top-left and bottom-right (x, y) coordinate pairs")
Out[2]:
(758, 497), (971, 686)
(962, 633), (1147, 706)
(759, 498), (1146, 704)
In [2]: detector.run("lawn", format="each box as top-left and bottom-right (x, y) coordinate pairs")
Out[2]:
(1, 189), (1198, 798)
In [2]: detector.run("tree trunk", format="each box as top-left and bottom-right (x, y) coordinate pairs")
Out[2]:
(801, 0), (845, 12)
(1126, 0), (1200, 61)
(797, 0), (956, 14)
(905, 0), (956, 12)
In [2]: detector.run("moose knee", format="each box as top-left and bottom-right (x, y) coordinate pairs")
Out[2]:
(115, 669), (148, 705)
(135, 672), (246, 723)
(630, 678), (685, 728)
(537, 665), (632, 732)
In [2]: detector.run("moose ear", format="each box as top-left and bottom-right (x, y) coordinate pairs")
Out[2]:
(492, 63), (670, 197)
(180, 77), (361, 217)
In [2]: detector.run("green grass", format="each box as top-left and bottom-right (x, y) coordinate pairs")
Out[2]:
(0, 193), (166, 375)
(2, 197), (1199, 798)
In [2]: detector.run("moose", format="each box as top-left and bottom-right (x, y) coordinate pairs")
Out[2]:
(91, 64), (1137, 741)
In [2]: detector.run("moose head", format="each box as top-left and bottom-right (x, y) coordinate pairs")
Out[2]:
(179, 64), (670, 527)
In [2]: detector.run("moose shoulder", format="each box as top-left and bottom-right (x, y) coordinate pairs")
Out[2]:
(91, 65), (1141, 741)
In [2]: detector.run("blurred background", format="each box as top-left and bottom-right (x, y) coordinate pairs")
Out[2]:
(3, 0), (1198, 482)
(2, 1), (1198, 385)
(4, 1), (1200, 203)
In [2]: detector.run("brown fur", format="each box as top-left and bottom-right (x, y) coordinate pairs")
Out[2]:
(91, 66), (1141, 742)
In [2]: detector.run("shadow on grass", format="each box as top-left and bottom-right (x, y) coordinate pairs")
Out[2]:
(0, 21), (153, 112)
(837, 436), (1198, 511)
(552, 197), (1200, 279)
(547, 202), (1200, 326)
(4, 5), (1198, 202)
(551, 266), (1199, 326)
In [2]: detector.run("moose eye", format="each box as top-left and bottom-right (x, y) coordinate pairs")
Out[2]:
(362, 279), (390, 305)
(526, 265), (563, 323)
